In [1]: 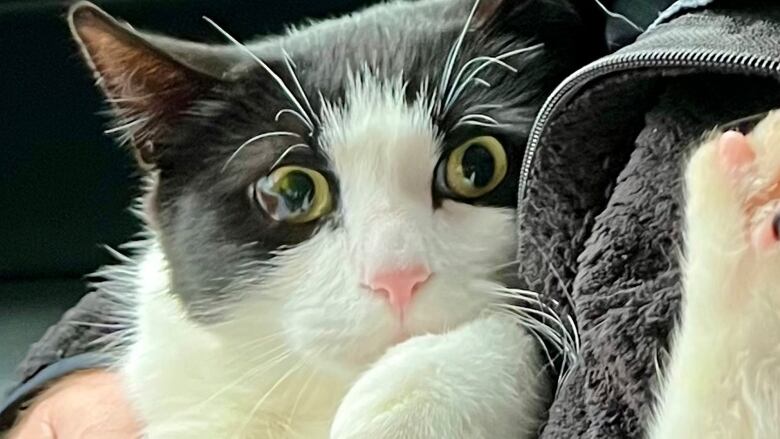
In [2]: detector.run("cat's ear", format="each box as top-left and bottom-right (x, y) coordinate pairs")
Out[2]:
(475, 0), (602, 56)
(68, 2), (238, 166)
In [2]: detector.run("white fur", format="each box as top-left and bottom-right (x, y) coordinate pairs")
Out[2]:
(120, 72), (544, 438)
(649, 111), (780, 438)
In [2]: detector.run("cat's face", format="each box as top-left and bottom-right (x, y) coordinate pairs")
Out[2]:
(70, 0), (588, 368)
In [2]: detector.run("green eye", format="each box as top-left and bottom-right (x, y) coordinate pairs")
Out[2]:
(255, 166), (332, 223)
(445, 136), (507, 198)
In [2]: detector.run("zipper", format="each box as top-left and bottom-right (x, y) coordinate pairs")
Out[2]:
(518, 48), (780, 197)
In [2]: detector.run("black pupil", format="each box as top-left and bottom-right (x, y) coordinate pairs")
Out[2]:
(462, 144), (495, 188)
(278, 171), (314, 213)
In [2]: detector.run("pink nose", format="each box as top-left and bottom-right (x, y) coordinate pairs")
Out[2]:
(367, 265), (431, 317)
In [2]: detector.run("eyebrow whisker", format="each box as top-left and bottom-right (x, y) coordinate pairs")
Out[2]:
(222, 131), (302, 171)
(203, 17), (316, 133)
(275, 108), (314, 132)
(281, 48), (320, 129)
(270, 143), (311, 170)
(444, 43), (544, 113)
(436, 0), (482, 115)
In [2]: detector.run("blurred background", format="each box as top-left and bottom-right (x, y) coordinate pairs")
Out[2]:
(0, 0), (377, 394)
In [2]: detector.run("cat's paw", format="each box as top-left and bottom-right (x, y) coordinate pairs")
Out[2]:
(650, 111), (780, 439)
(330, 315), (544, 439)
(682, 110), (780, 337)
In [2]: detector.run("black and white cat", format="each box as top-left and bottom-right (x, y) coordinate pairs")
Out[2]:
(68, 1), (588, 437)
(67, 0), (780, 437)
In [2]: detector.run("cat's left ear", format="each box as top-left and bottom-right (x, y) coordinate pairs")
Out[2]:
(68, 2), (239, 166)
(475, 0), (603, 57)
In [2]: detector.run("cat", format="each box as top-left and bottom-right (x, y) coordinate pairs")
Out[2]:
(67, 0), (780, 436)
(66, 0), (592, 437)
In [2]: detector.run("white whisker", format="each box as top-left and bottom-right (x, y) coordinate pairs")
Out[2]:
(473, 78), (491, 88)
(445, 43), (544, 113)
(437, 0), (482, 114)
(270, 143), (311, 170)
(453, 120), (504, 130)
(203, 17), (315, 132)
(445, 56), (515, 109)
(592, 0), (644, 32)
(104, 116), (149, 135)
(492, 282), (581, 393)
(499, 304), (569, 345)
(102, 244), (133, 263)
(452, 113), (503, 130)
(485, 289), (541, 301)
(457, 113), (501, 125)
(222, 131), (302, 171)
(498, 308), (558, 370)
(281, 48), (320, 128)
(275, 108), (314, 131)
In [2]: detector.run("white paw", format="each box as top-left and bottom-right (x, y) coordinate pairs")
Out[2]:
(330, 315), (544, 439)
(651, 111), (780, 438)
(683, 111), (780, 334)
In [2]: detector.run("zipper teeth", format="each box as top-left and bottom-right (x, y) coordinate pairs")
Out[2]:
(519, 49), (780, 197)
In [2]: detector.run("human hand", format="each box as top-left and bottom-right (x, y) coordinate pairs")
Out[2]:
(6, 369), (141, 439)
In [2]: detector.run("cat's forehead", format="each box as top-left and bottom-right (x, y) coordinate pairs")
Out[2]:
(246, 0), (474, 106)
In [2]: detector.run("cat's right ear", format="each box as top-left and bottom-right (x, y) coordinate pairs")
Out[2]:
(68, 1), (238, 167)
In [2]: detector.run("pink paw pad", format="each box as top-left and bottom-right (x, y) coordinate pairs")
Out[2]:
(718, 130), (755, 174)
(752, 213), (780, 252)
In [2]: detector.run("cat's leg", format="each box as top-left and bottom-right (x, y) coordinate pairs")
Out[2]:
(330, 314), (546, 439)
(649, 111), (780, 439)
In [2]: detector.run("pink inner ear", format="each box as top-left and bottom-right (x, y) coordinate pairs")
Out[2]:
(70, 3), (211, 151)
(73, 9), (188, 99)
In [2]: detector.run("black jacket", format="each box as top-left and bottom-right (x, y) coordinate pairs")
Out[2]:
(3, 1), (779, 437)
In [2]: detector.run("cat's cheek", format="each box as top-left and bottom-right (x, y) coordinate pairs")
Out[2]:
(432, 201), (517, 270)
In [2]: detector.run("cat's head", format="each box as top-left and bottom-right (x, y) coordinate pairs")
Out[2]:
(69, 0), (589, 369)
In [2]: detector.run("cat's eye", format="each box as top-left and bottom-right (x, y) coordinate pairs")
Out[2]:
(444, 136), (507, 198)
(254, 166), (332, 223)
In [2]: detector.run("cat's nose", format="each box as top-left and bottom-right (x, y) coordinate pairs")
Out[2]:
(367, 265), (431, 317)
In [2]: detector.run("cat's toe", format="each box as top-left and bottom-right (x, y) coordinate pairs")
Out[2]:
(686, 112), (780, 246)
(683, 131), (749, 252)
(739, 112), (780, 252)
(683, 111), (780, 307)
(717, 129), (755, 175)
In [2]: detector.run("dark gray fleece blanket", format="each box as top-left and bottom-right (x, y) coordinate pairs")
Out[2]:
(515, 5), (780, 436)
(532, 76), (780, 438)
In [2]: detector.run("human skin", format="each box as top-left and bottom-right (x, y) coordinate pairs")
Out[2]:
(6, 370), (141, 439)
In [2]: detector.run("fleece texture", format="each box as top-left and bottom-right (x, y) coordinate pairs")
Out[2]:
(531, 76), (780, 439)
(517, 5), (780, 437)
